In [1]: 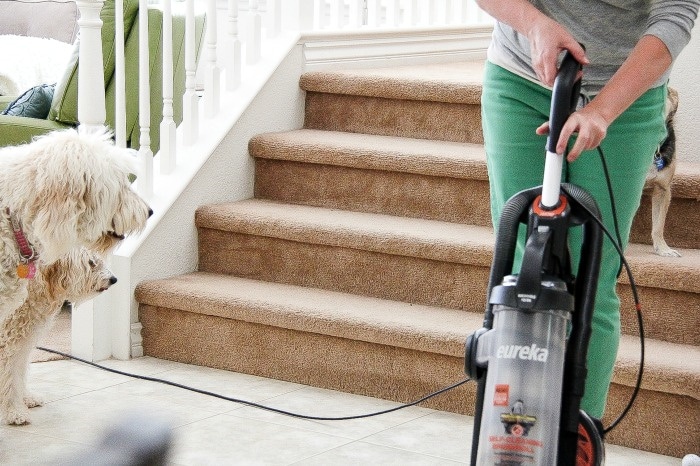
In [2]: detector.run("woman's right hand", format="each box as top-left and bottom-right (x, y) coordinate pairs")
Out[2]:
(526, 15), (588, 86)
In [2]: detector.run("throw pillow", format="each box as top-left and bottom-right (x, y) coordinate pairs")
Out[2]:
(1, 83), (56, 118)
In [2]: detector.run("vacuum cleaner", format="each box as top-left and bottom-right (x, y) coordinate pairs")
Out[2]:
(465, 51), (606, 465)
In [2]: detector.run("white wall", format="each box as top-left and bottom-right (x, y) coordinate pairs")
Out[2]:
(670, 21), (700, 162)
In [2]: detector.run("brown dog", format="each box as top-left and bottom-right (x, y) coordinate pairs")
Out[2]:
(645, 87), (680, 257)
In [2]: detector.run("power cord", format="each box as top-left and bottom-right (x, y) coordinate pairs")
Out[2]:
(35, 347), (470, 422)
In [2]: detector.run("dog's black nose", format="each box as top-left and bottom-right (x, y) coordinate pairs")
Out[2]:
(109, 276), (118, 285)
(148, 208), (154, 218)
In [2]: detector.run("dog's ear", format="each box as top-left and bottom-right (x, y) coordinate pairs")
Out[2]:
(40, 259), (71, 301)
(667, 87), (679, 120)
(31, 199), (83, 265)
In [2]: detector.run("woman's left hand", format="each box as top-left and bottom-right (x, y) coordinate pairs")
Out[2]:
(536, 105), (610, 162)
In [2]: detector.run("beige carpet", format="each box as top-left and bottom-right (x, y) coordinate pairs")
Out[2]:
(30, 309), (70, 363)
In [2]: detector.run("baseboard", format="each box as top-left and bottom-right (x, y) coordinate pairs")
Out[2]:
(301, 25), (492, 71)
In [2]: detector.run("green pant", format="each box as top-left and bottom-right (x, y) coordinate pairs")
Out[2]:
(481, 62), (667, 418)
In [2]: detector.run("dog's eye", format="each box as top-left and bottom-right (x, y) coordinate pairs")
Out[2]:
(88, 259), (96, 268)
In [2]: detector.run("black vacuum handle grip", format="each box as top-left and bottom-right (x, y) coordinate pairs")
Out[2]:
(546, 51), (583, 154)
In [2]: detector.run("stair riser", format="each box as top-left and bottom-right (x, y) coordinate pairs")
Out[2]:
(630, 195), (700, 249)
(304, 92), (484, 144)
(618, 284), (699, 346)
(255, 158), (698, 251)
(198, 228), (490, 312)
(254, 159), (493, 227)
(604, 384), (699, 457)
(140, 305), (476, 414)
(140, 304), (695, 457)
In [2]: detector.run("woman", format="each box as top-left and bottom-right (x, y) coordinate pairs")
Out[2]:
(477, 0), (698, 420)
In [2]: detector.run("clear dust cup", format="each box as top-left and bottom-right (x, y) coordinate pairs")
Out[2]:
(475, 276), (572, 465)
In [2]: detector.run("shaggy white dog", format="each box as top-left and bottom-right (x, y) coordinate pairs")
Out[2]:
(0, 248), (116, 425)
(0, 128), (151, 323)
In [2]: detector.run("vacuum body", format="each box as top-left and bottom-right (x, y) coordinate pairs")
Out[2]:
(466, 52), (605, 465)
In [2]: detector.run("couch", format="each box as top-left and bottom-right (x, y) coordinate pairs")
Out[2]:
(0, 0), (205, 154)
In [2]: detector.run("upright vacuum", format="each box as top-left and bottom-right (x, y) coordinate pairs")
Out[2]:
(465, 52), (606, 465)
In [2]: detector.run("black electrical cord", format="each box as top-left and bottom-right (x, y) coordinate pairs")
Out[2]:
(35, 346), (470, 422)
(561, 143), (646, 435)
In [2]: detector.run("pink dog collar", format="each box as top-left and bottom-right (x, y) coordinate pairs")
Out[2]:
(7, 208), (37, 279)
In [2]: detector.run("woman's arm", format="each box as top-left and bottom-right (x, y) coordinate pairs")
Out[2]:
(545, 35), (673, 161)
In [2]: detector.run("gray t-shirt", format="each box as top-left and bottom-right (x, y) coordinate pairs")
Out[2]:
(488, 0), (699, 93)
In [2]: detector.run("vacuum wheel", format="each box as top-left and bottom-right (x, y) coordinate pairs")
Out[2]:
(577, 410), (605, 466)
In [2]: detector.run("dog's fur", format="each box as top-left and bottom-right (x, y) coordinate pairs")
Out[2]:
(0, 249), (116, 425)
(645, 87), (680, 257)
(0, 127), (151, 324)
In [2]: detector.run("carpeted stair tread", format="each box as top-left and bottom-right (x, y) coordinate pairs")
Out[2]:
(135, 272), (483, 358)
(249, 129), (488, 180)
(614, 334), (700, 399)
(135, 272), (699, 404)
(621, 243), (700, 294)
(196, 199), (495, 267)
(300, 61), (484, 105)
(672, 160), (700, 199)
(196, 199), (700, 295)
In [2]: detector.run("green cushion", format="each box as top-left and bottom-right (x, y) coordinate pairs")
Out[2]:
(48, 0), (139, 124)
(1, 84), (55, 118)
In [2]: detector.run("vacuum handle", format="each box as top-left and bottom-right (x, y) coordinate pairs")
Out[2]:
(546, 51), (583, 155)
(541, 51), (583, 208)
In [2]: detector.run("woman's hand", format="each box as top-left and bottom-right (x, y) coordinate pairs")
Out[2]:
(526, 16), (589, 87)
(536, 105), (610, 162)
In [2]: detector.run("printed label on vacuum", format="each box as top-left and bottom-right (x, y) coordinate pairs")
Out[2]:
(494, 384), (509, 406)
(496, 343), (549, 362)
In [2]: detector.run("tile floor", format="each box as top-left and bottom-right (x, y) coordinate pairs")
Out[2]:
(0, 356), (682, 465)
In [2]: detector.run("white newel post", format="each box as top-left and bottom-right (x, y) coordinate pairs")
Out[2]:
(75, 0), (106, 133)
(72, 0), (106, 362)
(160, 0), (176, 173)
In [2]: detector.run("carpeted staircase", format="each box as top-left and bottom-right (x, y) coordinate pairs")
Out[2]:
(135, 61), (700, 458)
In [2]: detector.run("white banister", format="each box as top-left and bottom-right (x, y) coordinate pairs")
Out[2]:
(268, 0), (281, 37)
(115, 0), (126, 147)
(137, 0), (153, 198)
(75, 0), (106, 134)
(348, 0), (363, 28)
(182, 0), (198, 145)
(246, 0), (261, 64)
(203, 0), (220, 118)
(224, 0), (242, 91)
(298, 0), (314, 30)
(160, 0), (176, 173)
